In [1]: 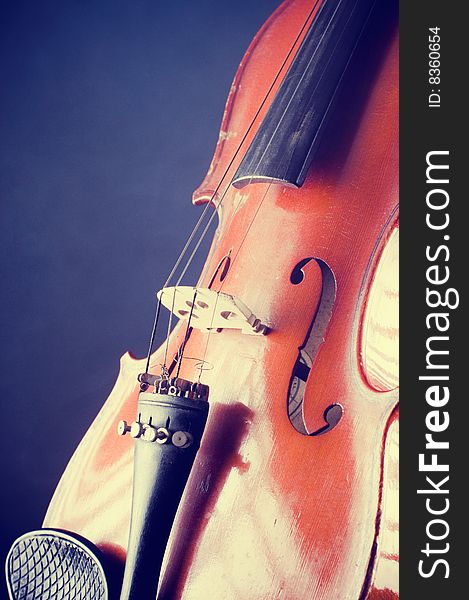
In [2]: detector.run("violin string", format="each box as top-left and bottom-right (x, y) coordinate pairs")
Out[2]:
(170, 0), (320, 289)
(197, 289), (220, 382)
(171, 0), (325, 292)
(175, 288), (198, 379)
(162, 288), (178, 374)
(149, 1), (320, 375)
(197, 180), (274, 381)
(176, 0), (346, 378)
(145, 0), (362, 377)
(144, 297), (162, 374)
(192, 0), (365, 380)
(169, 0), (372, 380)
(202, 0), (369, 297)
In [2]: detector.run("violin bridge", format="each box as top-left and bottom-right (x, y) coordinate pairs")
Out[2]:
(157, 286), (269, 335)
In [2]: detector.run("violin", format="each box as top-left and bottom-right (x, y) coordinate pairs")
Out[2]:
(5, 0), (398, 598)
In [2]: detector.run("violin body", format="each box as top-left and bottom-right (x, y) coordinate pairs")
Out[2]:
(44, 1), (399, 598)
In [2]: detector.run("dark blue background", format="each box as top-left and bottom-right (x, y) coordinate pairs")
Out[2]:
(0, 0), (279, 589)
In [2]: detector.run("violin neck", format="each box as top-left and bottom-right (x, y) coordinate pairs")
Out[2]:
(232, 0), (377, 189)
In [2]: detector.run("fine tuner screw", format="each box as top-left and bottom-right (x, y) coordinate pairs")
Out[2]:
(172, 431), (192, 448)
(155, 427), (170, 444)
(130, 422), (144, 438)
(117, 420), (131, 436)
(115, 420), (145, 438)
(142, 425), (158, 443)
(117, 420), (191, 447)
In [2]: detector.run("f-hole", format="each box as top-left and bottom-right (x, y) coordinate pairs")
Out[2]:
(208, 253), (231, 289)
(287, 258), (343, 436)
(290, 257), (313, 285)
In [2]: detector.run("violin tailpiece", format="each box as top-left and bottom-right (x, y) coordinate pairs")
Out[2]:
(118, 382), (209, 600)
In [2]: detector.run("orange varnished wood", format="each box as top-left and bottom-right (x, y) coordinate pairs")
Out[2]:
(44, 1), (399, 598)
